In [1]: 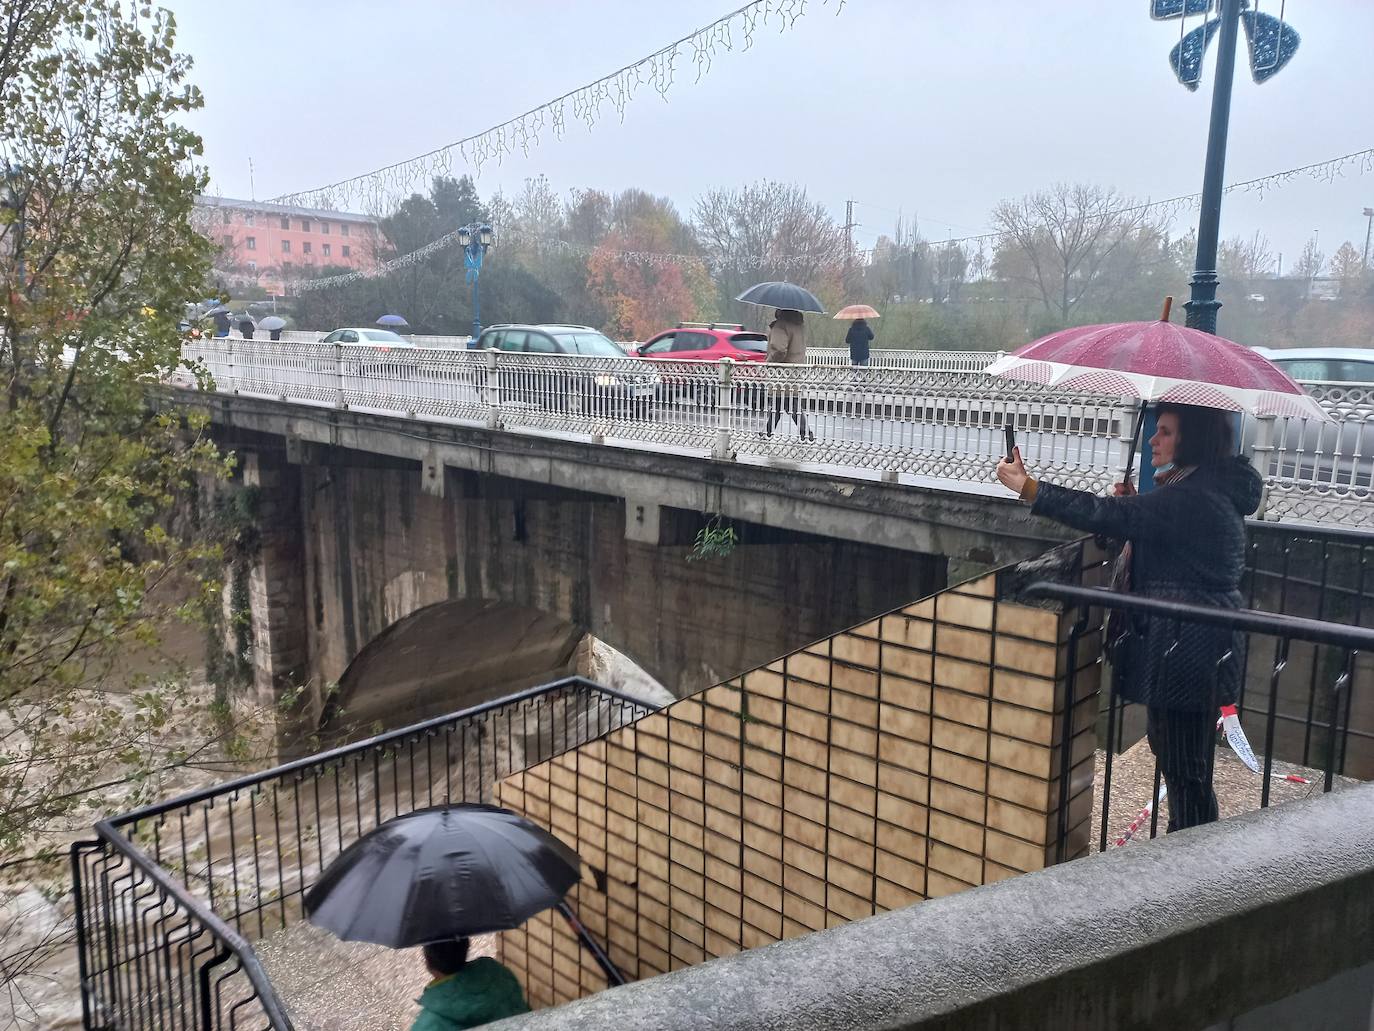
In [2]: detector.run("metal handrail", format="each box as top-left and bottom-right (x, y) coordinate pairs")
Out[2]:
(1027, 582), (1374, 648)
(77, 676), (656, 1031)
(79, 828), (297, 1029)
(106, 675), (646, 829)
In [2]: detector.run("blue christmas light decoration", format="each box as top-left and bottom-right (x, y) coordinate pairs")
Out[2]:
(1152, 0), (1299, 90)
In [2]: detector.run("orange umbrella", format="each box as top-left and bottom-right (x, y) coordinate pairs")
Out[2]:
(833, 304), (880, 320)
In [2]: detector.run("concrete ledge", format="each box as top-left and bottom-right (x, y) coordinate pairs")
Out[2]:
(491, 784), (1374, 1031)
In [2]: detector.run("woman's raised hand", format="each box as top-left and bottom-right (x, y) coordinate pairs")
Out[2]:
(996, 447), (1028, 495)
(1112, 479), (1138, 497)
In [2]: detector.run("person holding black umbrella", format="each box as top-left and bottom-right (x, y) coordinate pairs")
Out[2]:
(996, 404), (1262, 831)
(762, 308), (813, 440)
(411, 937), (528, 1031)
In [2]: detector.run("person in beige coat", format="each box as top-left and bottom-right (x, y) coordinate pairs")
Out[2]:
(762, 308), (813, 440)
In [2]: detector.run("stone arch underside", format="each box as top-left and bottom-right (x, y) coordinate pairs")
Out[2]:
(323, 599), (587, 735)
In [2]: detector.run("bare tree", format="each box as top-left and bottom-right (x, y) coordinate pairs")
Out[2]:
(1329, 241), (1365, 292)
(1219, 231), (1276, 284)
(693, 180), (842, 307)
(991, 183), (1159, 322)
(1293, 237), (1326, 282)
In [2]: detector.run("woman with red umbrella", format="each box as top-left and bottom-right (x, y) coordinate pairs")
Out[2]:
(986, 300), (1322, 832)
(997, 404), (1261, 831)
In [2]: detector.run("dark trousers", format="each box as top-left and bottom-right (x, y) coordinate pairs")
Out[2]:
(1146, 705), (1219, 832)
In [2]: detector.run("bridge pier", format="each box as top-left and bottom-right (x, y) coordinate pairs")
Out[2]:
(239, 449), (314, 750)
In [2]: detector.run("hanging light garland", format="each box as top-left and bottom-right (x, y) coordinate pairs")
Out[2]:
(291, 145), (1374, 293)
(269, 0), (845, 214)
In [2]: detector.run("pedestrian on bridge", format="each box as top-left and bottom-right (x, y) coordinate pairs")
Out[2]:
(996, 403), (1262, 832)
(845, 317), (874, 367)
(763, 308), (814, 440)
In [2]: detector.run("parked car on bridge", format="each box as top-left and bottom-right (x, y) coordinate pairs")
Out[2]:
(1244, 348), (1374, 486)
(474, 324), (660, 416)
(630, 323), (770, 405)
(320, 327), (417, 349)
(1252, 347), (1374, 385)
(321, 327), (418, 380)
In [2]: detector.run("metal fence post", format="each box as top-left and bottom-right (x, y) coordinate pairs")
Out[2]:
(226, 337), (236, 395)
(484, 347), (501, 429)
(333, 343), (346, 409)
(1250, 413), (1276, 518)
(1115, 397), (1138, 484)
(714, 358), (735, 461)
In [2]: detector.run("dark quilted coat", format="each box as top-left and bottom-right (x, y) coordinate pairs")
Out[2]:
(1031, 457), (1263, 712)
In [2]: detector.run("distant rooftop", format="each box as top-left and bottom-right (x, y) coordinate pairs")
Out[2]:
(195, 194), (379, 224)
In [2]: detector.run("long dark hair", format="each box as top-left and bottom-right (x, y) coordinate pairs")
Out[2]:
(1156, 403), (1235, 467)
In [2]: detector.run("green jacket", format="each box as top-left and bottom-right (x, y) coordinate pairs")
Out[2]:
(410, 958), (530, 1031)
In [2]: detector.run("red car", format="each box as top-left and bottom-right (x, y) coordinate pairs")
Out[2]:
(631, 323), (769, 363)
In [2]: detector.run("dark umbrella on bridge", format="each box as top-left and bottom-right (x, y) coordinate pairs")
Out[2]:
(376, 313), (409, 328)
(304, 803), (582, 947)
(735, 281), (825, 314)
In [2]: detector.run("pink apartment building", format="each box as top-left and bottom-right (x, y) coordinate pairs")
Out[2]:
(195, 195), (384, 295)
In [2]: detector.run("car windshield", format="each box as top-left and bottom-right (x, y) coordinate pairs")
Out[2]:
(729, 333), (769, 352)
(360, 329), (407, 343)
(1274, 358), (1374, 383)
(555, 332), (624, 356)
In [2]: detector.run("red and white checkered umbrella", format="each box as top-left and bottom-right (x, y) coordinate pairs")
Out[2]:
(985, 315), (1330, 422)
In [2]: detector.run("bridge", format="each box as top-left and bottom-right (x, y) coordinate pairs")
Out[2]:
(171, 335), (1374, 749)
(185, 334), (1373, 529)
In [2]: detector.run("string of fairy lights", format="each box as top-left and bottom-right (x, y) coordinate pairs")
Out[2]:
(269, 0), (845, 214)
(290, 146), (1374, 293)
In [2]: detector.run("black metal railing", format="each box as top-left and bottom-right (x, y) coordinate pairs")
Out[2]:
(1031, 582), (1374, 859)
(71, 676), (653, 1031)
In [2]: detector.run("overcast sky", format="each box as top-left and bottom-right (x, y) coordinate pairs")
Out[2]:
(173, 0), (1374, 269)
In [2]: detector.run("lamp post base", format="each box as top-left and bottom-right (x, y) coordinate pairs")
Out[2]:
(1184, 270), (1221, 334)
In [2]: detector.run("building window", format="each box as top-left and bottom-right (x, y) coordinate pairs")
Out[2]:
(246, 236), (256, 250)
(322, 244), (331, 257)
(247, 260), (257, 271)
(244, 213), (254, 226)
(300, 218), (311, 232)
(341, 245), (350, 258)
(302, 241), (312, 254)
(341, 224), (350, 237)
(222, 234), (233, 248)
(222, 211), (231, 224)
(280, 217), (290, 230)
(281, 240), (291, 254)
(320, 221), (329, 234)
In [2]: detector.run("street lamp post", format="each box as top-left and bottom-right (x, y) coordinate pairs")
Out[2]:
(1153, 0), (1300, 335)
(1183, 0), (1243, 334)
(458, 223), (495, 343)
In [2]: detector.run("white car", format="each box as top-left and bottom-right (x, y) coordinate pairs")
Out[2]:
(321, 328), (416, 349)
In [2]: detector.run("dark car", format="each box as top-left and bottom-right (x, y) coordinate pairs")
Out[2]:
(474, 324), (660, 416)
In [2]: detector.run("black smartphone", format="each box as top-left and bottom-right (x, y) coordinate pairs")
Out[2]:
(1003, 424), (1016, 463)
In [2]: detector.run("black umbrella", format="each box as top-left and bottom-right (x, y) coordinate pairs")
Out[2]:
(735, 281), (825, 314)
(304, 804), (582, 947)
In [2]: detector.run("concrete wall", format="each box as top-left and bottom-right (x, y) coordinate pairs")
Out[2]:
(239, 437), (946, 738)
(492, 563), (1100, 1009)
(489, 782), (1374, 1031)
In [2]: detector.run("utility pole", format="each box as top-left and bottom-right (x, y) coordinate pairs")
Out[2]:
(1363, 207), (1373, 273)
(843, 199), (857, 293)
